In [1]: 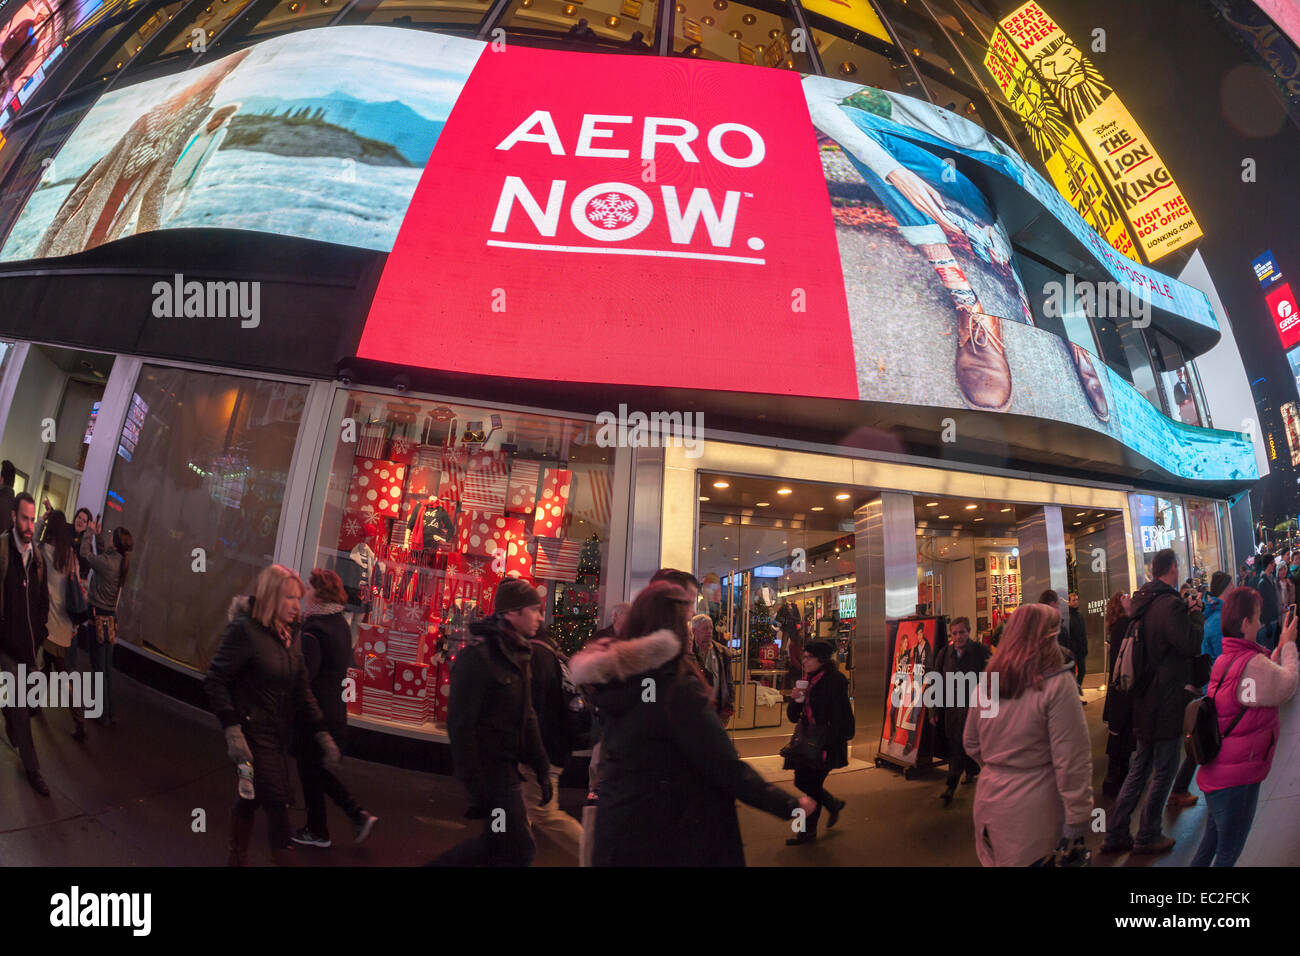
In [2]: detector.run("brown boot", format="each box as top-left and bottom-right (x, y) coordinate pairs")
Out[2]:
(955, 308), (1012, 411)
(227, 809), (255, 867)
(1069, 343), (1110, 422)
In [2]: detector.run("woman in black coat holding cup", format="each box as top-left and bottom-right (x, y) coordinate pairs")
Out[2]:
(784, 640), (854, 846)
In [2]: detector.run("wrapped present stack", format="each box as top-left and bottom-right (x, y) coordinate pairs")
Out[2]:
(391, 661), (429, 723)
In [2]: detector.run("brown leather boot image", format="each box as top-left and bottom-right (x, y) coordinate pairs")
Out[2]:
(955, 307), (1012, 412)
(1069, 342), (1110, 423)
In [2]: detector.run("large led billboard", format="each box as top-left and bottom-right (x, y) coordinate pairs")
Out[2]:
(1269, 281), (1300, 350)
(0, 27), (1254, 485)
(1283, 401), (1300, 467)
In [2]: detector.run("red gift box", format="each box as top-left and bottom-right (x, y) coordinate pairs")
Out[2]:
(361, 687), (397, 720)
(337, 510), (371, 552)
(437, 447), (467, 504)
(533, 468), (573, 536)
(345, 667), (363, 716)
(348, 457), (407, 518)
(457, 511), (528, 560)
(432, 661), (451, 723)
(391, 661), (429, 698)
(461, 450), (509, 514)
(359, 653), (392, 691)
(407, 463), (439, 498)
(386, 435), (416, 464)
(506, 460), (540, 515)
(503, 533), (533, 581)
(354, 623), (412, 665)
(357, 422), (387, 459)
(533, 536), (583, 582)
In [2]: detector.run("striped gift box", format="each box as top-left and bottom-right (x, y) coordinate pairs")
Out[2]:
(462, 451), (508, 513)
(570, 466), (612, 532)
(361, 687), (397, 720)
(357, 423), (387, 459)
(505, 460), (540, 515)
(533, 537), (583, 582)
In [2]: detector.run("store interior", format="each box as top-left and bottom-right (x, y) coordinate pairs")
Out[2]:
(696, 471), (1127, 754)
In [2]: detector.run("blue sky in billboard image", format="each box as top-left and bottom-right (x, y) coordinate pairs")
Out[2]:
(0, 26), (483, 260)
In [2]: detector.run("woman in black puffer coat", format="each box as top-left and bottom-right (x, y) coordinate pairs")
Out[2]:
(570, 581), (813, 867)
(290, 568), (376, 849)
(205, 564), (339, 866)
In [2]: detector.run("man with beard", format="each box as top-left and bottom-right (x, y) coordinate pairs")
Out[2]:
(0, 494), (51, 795)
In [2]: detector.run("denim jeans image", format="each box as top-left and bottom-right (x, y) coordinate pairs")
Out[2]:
(1190, 782), (1261, 867)
(1105, 736), (1182, 846)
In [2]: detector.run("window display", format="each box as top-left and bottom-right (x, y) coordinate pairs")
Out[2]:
(310, 392), (615, 732)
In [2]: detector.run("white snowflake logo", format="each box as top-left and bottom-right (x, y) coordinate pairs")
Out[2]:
(586, 192), (638, 229)
(391, 438), (411, 457)
(342, 516), (361, 539)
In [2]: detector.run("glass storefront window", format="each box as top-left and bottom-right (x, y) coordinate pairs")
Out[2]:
(495, 0), (659, 49)
(1186, 498), (1225, 586)
(671, 0), (811, 70)
(1115, 323), (1164, 413)
(92, 1), (185, 78)
(1150, 329), (1204, 427)
(1131, 494), (1189, 586)
(308, 392), (616, 730)
(355, 0), (492, 31)
(157, 0), (257, 56)
(107, 366), (308, 670)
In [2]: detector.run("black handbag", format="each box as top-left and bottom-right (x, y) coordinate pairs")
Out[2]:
(780, 717), (828, 769)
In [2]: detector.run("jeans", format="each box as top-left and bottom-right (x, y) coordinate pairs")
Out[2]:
(1106, 736), (1183, 846)
(945, 723), (978, 789)
(521, 763), (583, 859)
(298, 755), (362, 839)
(1190, 783), (1261, 867)
(428, 762), (535, 867)
(793, 764), (837, 835)
(1172, 752), (1197, 795)
(81, 625), (115, 722)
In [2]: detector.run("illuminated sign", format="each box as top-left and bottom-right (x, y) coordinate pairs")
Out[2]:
(982, 26), (1137, 261)
(1268, 281), (1300, 349)
(1287, 348), (1300, 398)
(999, 1), (1202, 262)
(0, 27), (1255, 484)
(1253, 249), (1282, 287)
(1282, 402), (1300, 467)
(799, 0), (891, 43)
(753, 566), (785, 577)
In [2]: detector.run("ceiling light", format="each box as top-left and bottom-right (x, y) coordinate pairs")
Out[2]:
(811, 506), (824, 511)
(777, 488), (793, 495)
(606, 14), (619, 25)
(1073, 521), (1081, 526)
(1001, 507), (1012, 513)
(974, 517), (983, 522)
(964, 504), (977, 510)
(939, 514), (950, 519)
(836, 493), (850, 500)
(756, 501), (770, 507)
(712, 480), (729, 489)
(699, 496), (709, 501)
(742, 12), (755, 23)
(926, 502), (938, 507)
(702, 15), (714, 25)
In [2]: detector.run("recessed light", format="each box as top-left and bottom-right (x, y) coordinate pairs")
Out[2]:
(699, 496), (710, 501)
(756, 502), (770, 507)
(835, 493), (850, 500)
(964, 504), (977, 510)
(811, 506), (824, 511)
(1073, 521), (1082, 526)
(939, 514), (950, 519)
(926, 502), (938, 507)
(777, 488), (793, 495)
(713, 480), (729, 489)
(974, 517), (984, 522)
(1001, 507), (1012, 512)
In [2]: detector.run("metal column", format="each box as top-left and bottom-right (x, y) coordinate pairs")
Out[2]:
(1016, 505), (1068, 600)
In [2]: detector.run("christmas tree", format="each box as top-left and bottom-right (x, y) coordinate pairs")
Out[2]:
(551, 534), (602, 656)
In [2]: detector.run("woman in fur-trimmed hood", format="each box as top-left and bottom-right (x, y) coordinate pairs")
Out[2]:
(570, 581), (811, 867)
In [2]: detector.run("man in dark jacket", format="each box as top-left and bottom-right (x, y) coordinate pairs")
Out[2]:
(690, 614), (733, 720)
(1100, 548), (1204, 855)
(431, 577), (550, 867)
(1068, 592), (1088, 696)
(0, 493), (50, 794)
(930, 616), (990, 804)
(1256, 553), (1279, 650)
(523, 624), (583, 859)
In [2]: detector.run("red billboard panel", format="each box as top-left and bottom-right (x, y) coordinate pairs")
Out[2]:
(359, 47), (860, 399)
(1268, 281), (1300, 349)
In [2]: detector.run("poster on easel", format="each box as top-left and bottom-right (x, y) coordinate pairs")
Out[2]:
(878, 616), (944, 769)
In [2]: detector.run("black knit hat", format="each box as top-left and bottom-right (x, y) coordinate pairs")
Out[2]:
(496, 577), (543, 614)
(804, 640), (834, 662)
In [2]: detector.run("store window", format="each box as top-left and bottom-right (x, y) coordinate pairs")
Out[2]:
(1115, 323), (1164, 413)
(308, 392), (616, 732)
(670, 0), (811, 70)
(107, 366), (308, 670)
(697, 474), (860, 739)
(353, 0), (491, 32)
(495, 0), (659, 49)
(1131, 494), (1189, 585)
(1186, 498), (1225, 586)
(1150, 329), (1206, 427)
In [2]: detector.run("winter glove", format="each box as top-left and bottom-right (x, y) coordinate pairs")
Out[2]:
(536, 768), (554, 807)
(224, 726), (253, 765)
(316, 731), (341, 769)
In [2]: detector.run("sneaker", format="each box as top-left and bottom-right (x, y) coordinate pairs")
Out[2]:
(1133, 835), (1176, 855)
(1167, 791), (1198, 808)
(290, 827), (331, 848)
(353, 812), (378, 844)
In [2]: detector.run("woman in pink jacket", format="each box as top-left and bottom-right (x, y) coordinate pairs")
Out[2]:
(1191, 586), (1298, 866)
(964, 603), (1093, 866)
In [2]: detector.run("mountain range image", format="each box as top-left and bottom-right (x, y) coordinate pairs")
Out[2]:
(229, 92), (445, 166)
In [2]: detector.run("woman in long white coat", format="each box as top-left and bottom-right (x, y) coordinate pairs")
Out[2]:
(964, 603), (1093, 866)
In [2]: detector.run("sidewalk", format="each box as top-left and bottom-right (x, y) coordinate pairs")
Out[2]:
(1, 671), (1293, 866)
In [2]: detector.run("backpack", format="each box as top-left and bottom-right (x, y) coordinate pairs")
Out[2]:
(1112, 616), (1150, 694)
(1183, 652), (1253, 765)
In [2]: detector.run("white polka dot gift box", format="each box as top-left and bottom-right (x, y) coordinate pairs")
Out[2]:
(455, 510), (529, 560)
(505, 460), (541, 515)
(533, 468), (573, 536)
(347, 457), (407, 518)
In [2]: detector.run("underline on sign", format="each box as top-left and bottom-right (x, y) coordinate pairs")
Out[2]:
(486, 240), (766, 265)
